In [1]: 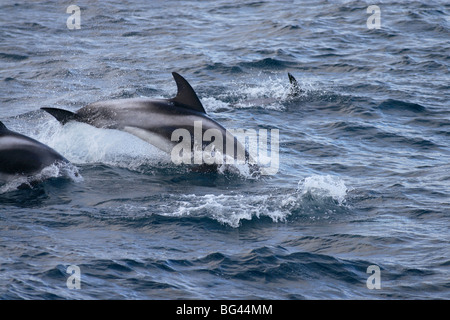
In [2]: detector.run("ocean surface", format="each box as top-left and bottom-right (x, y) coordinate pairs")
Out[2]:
(0, 0), (449, 300)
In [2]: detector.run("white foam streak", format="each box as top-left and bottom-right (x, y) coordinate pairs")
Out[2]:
(170, 193), (286, 228)
(164, 175), (350, 227)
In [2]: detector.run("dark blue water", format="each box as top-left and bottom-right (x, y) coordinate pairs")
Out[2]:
(1, 1), (449, 299)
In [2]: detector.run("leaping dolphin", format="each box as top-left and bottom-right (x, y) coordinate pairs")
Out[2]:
(42, 72), (257, 172)
(0, 121), (71, 182)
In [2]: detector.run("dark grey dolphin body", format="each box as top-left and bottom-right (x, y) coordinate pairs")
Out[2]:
(42, 72), (255, 170)
(0, 121), (69, 180)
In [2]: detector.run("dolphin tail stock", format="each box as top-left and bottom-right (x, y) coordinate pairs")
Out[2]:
(41, 107), (78, 125)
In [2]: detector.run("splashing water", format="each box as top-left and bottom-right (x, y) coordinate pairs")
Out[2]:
(156, 175), (350, 227)
(33, 121), (169, 170)
(298, 175), (349, 206)
(0, 161), (82, 194)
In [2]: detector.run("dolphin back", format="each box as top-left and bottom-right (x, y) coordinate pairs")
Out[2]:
(0, 121), (69, 176)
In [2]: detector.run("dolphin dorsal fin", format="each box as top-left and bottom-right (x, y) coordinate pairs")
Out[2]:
(288, 72), (303, 97)
(170, 72), (206, 114)
(41, 107), (77, 125)
(0, 121), (8, 132)
(288, 73), (298, 87)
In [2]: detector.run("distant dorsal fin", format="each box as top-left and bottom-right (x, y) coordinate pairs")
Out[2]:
(288, 72), (298, 87)
(0, 121), (8, 132)
(288, 72), (303, 97)
(169, 72), (206, 114)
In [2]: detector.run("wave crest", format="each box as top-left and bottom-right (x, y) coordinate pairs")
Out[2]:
(159, 174), (350, 227)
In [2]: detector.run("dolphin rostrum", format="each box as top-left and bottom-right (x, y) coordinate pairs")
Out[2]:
(42, 72), (258, 172)
(0, 121), (71, 182)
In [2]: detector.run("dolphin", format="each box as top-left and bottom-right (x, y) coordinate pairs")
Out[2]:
(0, 121), (70, 182)
(41, 72), (257, 172)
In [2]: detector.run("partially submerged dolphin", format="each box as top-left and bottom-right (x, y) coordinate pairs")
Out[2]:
(233, 73), (302, 110)
(42, 72), (256, 171)
(288, 72), (302, 97)
(0, 121), (70, 182)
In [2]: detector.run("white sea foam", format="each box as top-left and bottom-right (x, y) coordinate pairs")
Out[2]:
(297, 175), (349, 205)
(169, 193), (286, 228)
(0, 161), (82, 194)
(201, 76), (294, 112)
(201, 96), (232, 112)
(33, 121), (169, 169)
(163, 175), (350, 227)
(224, 74), (318, 110)
(231, 77), (289, 110)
